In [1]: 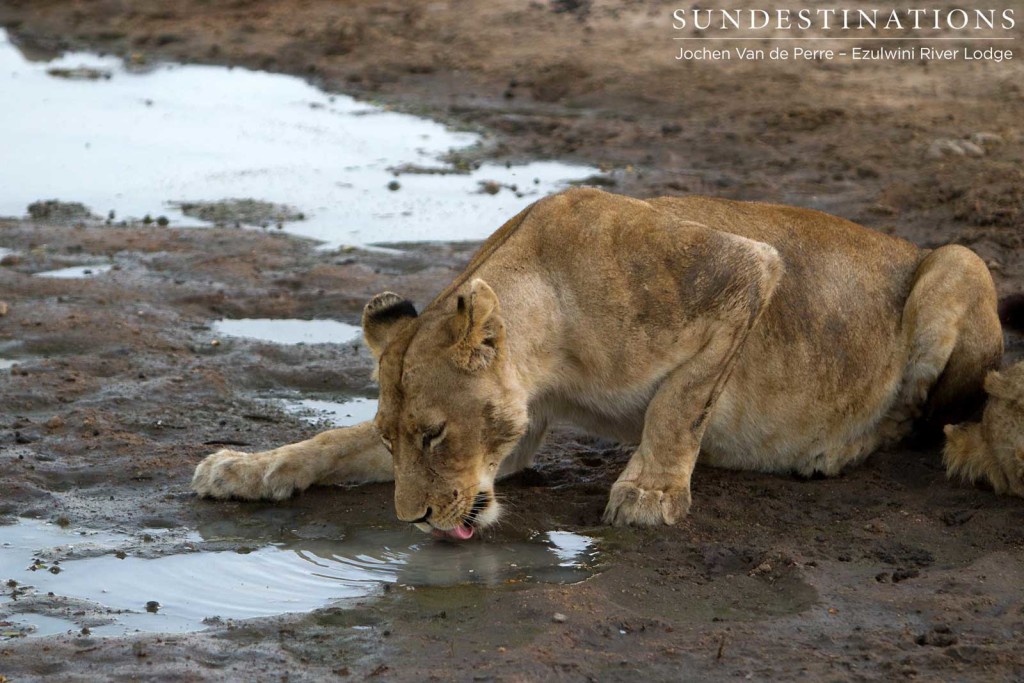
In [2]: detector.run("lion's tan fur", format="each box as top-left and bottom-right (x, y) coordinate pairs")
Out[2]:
(193, 188), (1006, 528)
(944, 362), (1024, 496)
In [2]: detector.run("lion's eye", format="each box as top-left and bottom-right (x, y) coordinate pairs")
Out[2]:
(421, 423), (446, 451)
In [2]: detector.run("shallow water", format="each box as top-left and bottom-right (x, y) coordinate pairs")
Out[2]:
(212, 318), (361, 345)
(0, 30), (598, 247)
(0, 519), (598, 638)
(33, 264), (113, 279)
(278, 396), (379, 427)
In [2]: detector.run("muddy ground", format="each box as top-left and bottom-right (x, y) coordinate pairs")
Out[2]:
(1, 1), (1023, 680)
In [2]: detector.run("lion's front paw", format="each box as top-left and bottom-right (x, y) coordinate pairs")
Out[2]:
(191, 448), (306, 501)
(601, 481), (691, 527)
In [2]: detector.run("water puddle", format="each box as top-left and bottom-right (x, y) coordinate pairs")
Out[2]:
(33, 264), (113, 279)
(0, 247), (14, 260)
(0, 520), (598, 638)
(212, 318), (361, 345)
(0, 30), (599, 247)
(278, 396), (379, 427)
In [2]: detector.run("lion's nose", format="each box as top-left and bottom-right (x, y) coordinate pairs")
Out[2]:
(398, 505), (432, 524)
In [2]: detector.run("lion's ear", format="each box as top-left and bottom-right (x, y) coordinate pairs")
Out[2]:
(362, 292), (417, 360)
(449, 278), (504, 371)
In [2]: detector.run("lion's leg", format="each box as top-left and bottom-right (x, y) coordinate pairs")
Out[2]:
(192, 421), (392, 501)
(888, 245), (1002, 438)
(602, 321), (762, 527)
(600, 235), (782, 527)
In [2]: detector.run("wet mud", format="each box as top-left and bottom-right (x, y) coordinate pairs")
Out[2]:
(1, 1), (1023, 681)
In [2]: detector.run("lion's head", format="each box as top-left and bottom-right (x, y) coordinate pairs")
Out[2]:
(362, 278), (529, 540)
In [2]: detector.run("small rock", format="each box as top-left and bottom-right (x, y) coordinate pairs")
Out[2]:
(863, 519), (888, 534)
(970, 132), (1002, 146)
(941, 509), (975, 527)
(916, 625), (957, 647)
(958, 140), (985, 157)
(387, 180), (401, 191)
(892, 568), (920, 583)
(145, 600), (160, 613)
(552, 613), (567, 623)
(47, 66), (111, 80)
(45, 415), (64, 431)
(0, 301), (8, 317)
(479, 180), (501, 195)
(927, 139), (961, 158)
(927, 139), (977, 159)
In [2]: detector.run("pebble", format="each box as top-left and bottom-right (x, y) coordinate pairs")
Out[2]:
(927, 138), (985, 159)
(970, 131), (1002, 146)
(552, 612), (567, 623)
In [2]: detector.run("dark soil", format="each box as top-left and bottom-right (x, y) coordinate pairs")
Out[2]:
(0, 1), (1022, 681)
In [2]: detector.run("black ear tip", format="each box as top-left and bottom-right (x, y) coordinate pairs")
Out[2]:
(364, 295), (417, 325)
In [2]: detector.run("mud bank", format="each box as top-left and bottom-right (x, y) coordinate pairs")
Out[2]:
(1, 1), (1023, 681)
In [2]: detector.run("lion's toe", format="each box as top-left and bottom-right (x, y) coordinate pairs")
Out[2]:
(602, 481), (690, 527)
(192, 449), (274, 501)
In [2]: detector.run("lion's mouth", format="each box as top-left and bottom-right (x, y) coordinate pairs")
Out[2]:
(429, 492), (490, 541)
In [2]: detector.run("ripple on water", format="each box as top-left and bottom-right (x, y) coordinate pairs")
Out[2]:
(0, 520), (599, 638)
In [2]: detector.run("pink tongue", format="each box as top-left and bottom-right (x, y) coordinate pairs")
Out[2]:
(432, 524), (474, 541)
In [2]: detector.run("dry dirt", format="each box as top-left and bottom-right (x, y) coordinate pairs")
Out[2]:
(1, 1), (1023, 681)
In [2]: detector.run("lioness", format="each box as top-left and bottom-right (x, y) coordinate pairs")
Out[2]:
(192, 188), (1005, 538)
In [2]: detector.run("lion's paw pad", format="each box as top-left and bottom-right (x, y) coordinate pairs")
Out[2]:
(602, 481), (691, 527)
